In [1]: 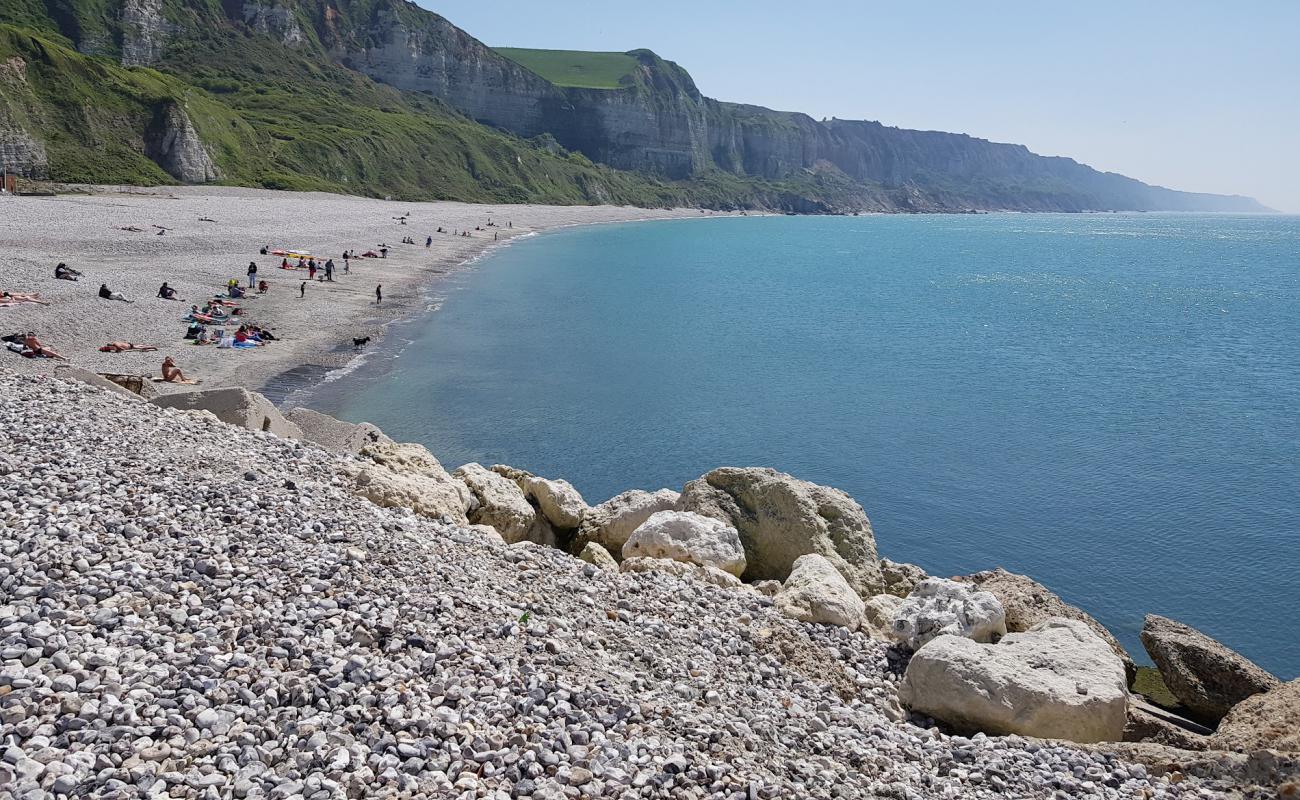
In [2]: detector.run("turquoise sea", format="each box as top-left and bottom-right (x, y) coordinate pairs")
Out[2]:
(306, 213), (1300, 678)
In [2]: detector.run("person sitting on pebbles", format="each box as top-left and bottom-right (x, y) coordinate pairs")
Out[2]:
(160, 356), (198, 384)
(54, 263), (82, 281)
(157, 282), (180, 301)
(98, 283), (132, 303)
(21, 333), (65, 360)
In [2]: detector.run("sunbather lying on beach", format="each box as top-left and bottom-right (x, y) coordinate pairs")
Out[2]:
(99, 342), (158, 353)
(54, 263), (81, 281)
(99, 284), (132, 303)
(160, 356), (198, 384)
(22, 333), (65, 360)
(0, 292), (50, 307)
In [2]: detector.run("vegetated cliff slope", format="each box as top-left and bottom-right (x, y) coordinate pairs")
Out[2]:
(0, 0), (1269, 213)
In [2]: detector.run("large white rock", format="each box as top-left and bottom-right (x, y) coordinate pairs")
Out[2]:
(890, 578), (1007, 651)
(677, 467), (883, 596)
(490, 465), (589, 529)
(862, 594), (904, 639)
(151, 387), (302, 439)
(622, 511), (747, 576)
(899, 618), (1129, 743)
(453, 463), (536, 543)
(575, 488), (681, 554)
(773, 554), (865, 630)
(344, 442), (471, 525)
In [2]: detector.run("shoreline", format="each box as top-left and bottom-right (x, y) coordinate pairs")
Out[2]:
(0, 185), (732, 394)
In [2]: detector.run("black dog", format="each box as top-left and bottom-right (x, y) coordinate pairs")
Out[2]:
(353, 336), (371, 349)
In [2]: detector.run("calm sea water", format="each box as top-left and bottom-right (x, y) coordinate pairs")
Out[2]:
(308, 213), (1300, 678)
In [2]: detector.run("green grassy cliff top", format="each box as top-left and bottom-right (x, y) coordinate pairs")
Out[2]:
(494, 47), (639, 89)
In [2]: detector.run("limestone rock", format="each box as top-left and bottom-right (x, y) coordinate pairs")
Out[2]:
(890, 578), (1007, 651)
(578, 542), (618, 572)
(881, 558), (928, 598)
(862, 594), (904, 639)
(900, 618), (1129, 743)
(469, 524), (504, 543)
(620, 557), (743, 590)
(677, 467), (883, 596)
(1140, 614), (1280, 723)
(453, 463), (536, 544)
(958, 567), (1135, 683)
(773, 554), (865, 630)
(344, 442), (471, 525)
(145, 102), (219, 183)
(489, 465), (588, 529)
(286, 407), (392, 455)
(120, 0), (170, 66)
(151, 387), (301, 439)
(1211, 679), (1300, 753)
(622, 510), (746, 576)
(752, 580), (782, 597)
(575, 488), (680, 554)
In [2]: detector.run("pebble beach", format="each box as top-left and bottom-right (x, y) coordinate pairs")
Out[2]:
(0, 186), (705, 392)
(0, 371), (1248, 799)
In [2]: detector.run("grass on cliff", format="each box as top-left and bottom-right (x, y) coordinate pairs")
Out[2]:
(494, 47), (639, 89)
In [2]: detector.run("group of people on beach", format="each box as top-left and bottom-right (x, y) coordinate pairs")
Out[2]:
(5, 212), (512, 385)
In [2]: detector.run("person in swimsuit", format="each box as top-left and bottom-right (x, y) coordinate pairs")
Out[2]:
(99, 342), (158, 353)
(161, 356), (197, 384)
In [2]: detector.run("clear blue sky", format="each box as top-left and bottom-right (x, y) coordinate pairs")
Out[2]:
(425, 1), (1299, 211)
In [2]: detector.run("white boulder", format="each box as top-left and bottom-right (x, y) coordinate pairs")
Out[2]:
(899, 618), (1129, 743)
(344, 442), (472, 525)
(772, 554), (865, 630)
(576, 489), (680, 554)
(490, 465), (589, 529)
(622, 510), (747, 576)
(863, 593), (904, 638)
(453, 463), (536, 543)
(677, 467), (883, 596)
(890, 578), (1007, 651)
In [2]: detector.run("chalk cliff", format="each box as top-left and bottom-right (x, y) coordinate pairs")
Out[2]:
(0, 0), (1270, 212)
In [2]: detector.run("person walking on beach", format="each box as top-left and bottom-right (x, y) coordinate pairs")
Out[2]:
(247, 261), (257, 288)
(425, 236), (432, 248)
(299, 281), (306, 299)
(324, 259), (334, 282)
(375, 284), (382, 305)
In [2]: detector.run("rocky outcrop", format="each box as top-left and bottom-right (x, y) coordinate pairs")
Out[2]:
(1140, 614), (1280, 723)
(120, 0), (171, 66)
(1211, 679), (1300, 753)
(452, 463), (536, 543)
(345, 442), (472, 525)
(242, 1), (307, 48)
(900, 619), (1129, 743)
(620, 556), (743, 590)
(151, 388), (301, 438)
(958, 568), (1135, 683)
(772, 554), (865, 630)
(889, 578), (1007, 652)
(575, 488), (679, 555)
(0, 125), (48, 181)
(145, 102), (219, 184)
(677, 467), (883, 596)
(622, 510), (746, 576)
(285, 407), (391, 455)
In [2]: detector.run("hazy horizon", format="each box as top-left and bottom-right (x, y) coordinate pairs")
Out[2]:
(428, 0), (1299, 212)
